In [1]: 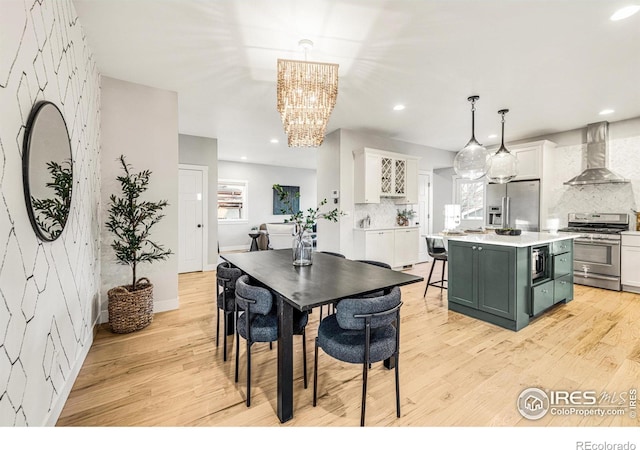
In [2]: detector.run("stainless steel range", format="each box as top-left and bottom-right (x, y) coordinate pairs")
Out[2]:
(558, 213), (629, 291)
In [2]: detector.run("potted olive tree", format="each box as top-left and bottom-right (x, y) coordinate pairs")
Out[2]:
(105, 155), (172, 333)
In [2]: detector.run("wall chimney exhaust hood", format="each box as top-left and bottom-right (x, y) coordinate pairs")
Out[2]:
(564, 121), (629, 185)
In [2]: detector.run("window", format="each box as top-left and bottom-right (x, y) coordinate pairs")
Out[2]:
(454, 177), (485, 228)
(218, 179), (248, 222)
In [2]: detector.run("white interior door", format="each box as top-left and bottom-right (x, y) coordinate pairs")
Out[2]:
(179, 167), (205, 273)
(418, 172), (430, 262)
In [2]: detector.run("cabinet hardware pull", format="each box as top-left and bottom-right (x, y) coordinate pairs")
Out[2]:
(478, 246), (483, 251)
(472, 246), (477, 250)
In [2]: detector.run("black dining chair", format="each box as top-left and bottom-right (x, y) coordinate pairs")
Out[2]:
(423, 237), (448, 296)
(355, 259), (391, 269)
(354, 260), (393, 298)
(234, 275), (309, 407)
(313, 286), (403, 426)
(216, 262), (243, 361)
(320, 251), (346, 258)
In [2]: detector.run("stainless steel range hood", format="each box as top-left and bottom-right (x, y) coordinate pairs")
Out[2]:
(564, 121), (629, 185)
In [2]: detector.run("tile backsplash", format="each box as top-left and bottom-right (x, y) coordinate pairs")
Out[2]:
(545, 136), (639, 228)
(354, 198), (417, 228)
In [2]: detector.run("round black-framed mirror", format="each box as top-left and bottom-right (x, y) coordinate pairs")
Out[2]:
(22, 101), (73, 242)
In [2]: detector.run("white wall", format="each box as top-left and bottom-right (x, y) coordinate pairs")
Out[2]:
(217, 161), (317, 251)
(178, 134), (218, 269)
(100, 77), (179, 317)
(0, 0), (101, 426)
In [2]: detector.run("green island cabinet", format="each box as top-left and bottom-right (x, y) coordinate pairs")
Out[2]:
(447, 237), (574, 331)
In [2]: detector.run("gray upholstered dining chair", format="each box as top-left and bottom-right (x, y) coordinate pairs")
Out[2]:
(234, 275), (309, 407)
(313, 286), (403, 426)
(216, 262), (243, 361)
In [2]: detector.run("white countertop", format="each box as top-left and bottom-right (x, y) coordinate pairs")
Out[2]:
(442, 231), (582, 248)
(354, 226), (420, 231)
(621, 230), (640, 235)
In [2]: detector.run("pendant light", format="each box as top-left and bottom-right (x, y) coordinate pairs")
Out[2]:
(453, 95), (491, 180)
(486, 109), (518, 184)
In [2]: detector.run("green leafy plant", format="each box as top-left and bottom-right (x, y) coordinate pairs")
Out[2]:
(396, 208), (416, 226)
(105, 155), (173, 291)
(273, 184), (342, 239)
(31, 159), (72, 240)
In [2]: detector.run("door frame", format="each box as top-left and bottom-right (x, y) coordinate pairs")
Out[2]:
(418, 170), (431, 263)
(178, 164), (209, 273)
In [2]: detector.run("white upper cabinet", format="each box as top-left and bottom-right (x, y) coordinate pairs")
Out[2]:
(380, 156), (406, 197)
(400, 158), (419, 204)
(488, 140), (556, 181)
(354, 147), (419, 204)
(353, 150), (381, 204)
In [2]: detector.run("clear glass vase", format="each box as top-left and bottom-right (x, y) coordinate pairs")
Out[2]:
(292, 233), (313, 266)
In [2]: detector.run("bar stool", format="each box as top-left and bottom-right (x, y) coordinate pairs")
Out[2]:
(423, 237), (447, 296)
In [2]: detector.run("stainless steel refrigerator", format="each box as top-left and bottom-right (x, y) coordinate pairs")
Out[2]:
(485, 179), (540, 231)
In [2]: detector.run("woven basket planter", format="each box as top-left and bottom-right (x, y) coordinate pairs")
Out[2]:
(107, 277), (154, 334)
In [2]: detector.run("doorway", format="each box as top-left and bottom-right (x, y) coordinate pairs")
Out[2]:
(178, 165), (208, 273)
(417, 172), (431, 262)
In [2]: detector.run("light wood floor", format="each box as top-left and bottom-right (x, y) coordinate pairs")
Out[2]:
(56, 261), (640, 427)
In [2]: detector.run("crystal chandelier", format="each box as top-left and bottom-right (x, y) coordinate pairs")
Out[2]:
(277, 40), (339, 147)
(453, 95), (491, 180)
(486, 109), (518, 183)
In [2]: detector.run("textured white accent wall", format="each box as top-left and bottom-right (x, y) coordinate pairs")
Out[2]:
(545, 136), (639, 227)
(0, 0), (101, 426)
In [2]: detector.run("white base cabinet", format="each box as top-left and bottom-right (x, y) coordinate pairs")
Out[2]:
(354, 227), (419, 269)
(621, 232), (640, 293)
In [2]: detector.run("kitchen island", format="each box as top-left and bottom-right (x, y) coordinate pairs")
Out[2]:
(445, 232), (580, 331)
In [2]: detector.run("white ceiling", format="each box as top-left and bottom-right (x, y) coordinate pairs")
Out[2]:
(73, 0), (640, 170)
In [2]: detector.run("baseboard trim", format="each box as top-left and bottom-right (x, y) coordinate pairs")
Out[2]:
(45, 327), (94, 426)
(99, 296), (180, 324)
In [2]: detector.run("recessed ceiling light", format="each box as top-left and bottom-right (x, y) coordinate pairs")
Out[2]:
(599, 109), (615, 115)
(610, 5), (640, 21)
(270, 138), (279, 144)
(393, 104), (405, 111)
(240, 156), (248, 160)
(488, 134), (498, 139)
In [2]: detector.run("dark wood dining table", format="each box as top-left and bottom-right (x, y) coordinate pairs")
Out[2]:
(220, 249), (424, 423)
